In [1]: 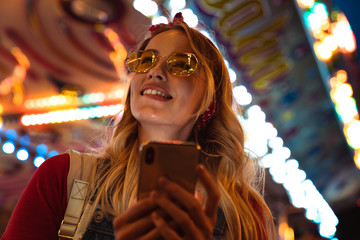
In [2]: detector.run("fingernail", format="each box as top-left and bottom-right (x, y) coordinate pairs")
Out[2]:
(158, 176), (168, 186)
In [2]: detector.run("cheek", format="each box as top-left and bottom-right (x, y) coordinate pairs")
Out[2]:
(182, 79), (206, 109)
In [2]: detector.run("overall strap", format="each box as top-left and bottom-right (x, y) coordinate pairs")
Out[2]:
(58, 150), (97, 240)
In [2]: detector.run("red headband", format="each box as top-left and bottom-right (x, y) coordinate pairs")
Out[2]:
(149, 12), (185, 34)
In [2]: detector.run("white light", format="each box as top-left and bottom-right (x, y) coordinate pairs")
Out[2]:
(336, 98), (358, 124)
(34, 156), (46, 168)
(279, 147), (291, 159)
(313, 3), (328, 19)
(308, 13), (322, 30)
(152, 16), (168, 25)
(319, 223), (336, 238)
(346, 120), (360, 148)
(268, 136), (284, 149)
(264, 122), (278, 139)
(306, 207), (318, 221)
(180, 9), (198, 28)
(285, 159), (299, 170)
(16, 148), (29, 161)
(2, 141), (15, 154)
(247, 105), (266, 122)
(169, 0), (186, 10)
(133, 0), (158, 17)
(261, 153), (275, 168)
(246, 139), (269, 157)
(228, 68), (237, 83)
(233, 85), (252, 106)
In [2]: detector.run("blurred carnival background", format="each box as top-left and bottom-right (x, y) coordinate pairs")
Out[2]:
(0, 0), (359, 239)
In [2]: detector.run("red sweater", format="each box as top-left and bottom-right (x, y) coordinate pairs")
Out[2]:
(1, 154), (69, 240)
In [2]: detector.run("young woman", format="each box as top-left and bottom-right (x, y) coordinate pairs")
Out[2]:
(2, 13), (275, 240)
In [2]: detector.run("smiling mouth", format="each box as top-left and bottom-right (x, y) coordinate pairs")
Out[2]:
(141, 89), (173, 99)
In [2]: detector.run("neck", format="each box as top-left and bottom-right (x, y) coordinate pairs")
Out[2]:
(138, 123), (194, 144)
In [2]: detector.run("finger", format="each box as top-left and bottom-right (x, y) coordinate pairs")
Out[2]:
(151, 191), (205, 239)
(195, 189), (205, 206)
(157, 177), (214, 236)
(196, 164), (220, 219)
(151, 211), (182, 240)
(113, 198), (156, 228)
(140, 217), (179, 240)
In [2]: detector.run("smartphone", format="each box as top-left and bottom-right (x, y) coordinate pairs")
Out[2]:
(138, 141), (200, 199)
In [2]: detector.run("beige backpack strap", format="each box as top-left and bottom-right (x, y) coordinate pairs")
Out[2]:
(58, 150), (96, 240)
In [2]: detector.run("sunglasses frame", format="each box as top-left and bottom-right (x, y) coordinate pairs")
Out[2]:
(125, 50), (201, 76)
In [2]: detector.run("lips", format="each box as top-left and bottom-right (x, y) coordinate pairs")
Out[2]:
(140, 86), (173, 100)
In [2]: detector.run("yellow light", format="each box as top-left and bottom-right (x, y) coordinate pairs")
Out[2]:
(296, 0), (315, 8)
(10, 47), (30, 69)
(279, 222), (295, 240)
(321, 19), (330, 31)
(103, 27), (127, 75)
(338, 83), (353, 98)
(323, 34), (337, 51)
(355, 149), (360, 169)
(314, 41), (333, 61)
(333, 13), (357, 53)
(20, 104), (124, 126)
(336, 70), (348, 82)
(285, 227), (295, 240)
(313, 29), (324, 39)
(0, 104), (3, 114)
(345, 120), (360, 149)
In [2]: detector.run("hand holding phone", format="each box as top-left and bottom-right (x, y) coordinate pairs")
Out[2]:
(138, 141), (200, 199)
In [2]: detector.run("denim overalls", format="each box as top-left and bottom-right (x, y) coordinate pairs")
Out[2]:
(81, 207), (227, 239)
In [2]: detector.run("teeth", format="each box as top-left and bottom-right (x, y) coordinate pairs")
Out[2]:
(143, 89), (168, 98)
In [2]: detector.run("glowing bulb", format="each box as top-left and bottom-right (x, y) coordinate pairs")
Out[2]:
(48, 150), (59, 158)
(336, 70), (348, 82)
(345, 120), (360, 148)
(269, 137), (284, 149)
(228, 68), (237, 83)
(36, 144), (48, 155)
(16, 148), (29, 161)
(5, 129), (17, 140)
(180, 9), (198, 28)
(133, 0), (158, 17)
(2, 141), (15, 154)
(233, 85), (252, 106)
(169, 0), (186, 10)
(152, 16), (168, 25)
(296, 0), (315, 8)
(34, 156), (46, 168)
(333, 13), (357, 53)
(314, 41), (333, 61)
(354, 149), (360, 169)
(323, 35), (337, 51)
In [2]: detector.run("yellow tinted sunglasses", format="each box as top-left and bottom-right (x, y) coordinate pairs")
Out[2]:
(125, 50), (201, 76)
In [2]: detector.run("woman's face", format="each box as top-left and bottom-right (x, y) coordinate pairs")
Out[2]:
(130, 30), (206, 136)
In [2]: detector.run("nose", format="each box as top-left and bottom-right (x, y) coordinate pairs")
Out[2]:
(146, 57), (167, 81)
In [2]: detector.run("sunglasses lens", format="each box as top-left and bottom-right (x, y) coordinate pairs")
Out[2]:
(126, 51), (155, 72)
(168, 53), (198, 76)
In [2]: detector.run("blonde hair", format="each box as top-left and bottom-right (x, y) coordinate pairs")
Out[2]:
(90, 22), (275, 239)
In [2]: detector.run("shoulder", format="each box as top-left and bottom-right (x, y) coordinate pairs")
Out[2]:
(35, 153), (70, 179)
